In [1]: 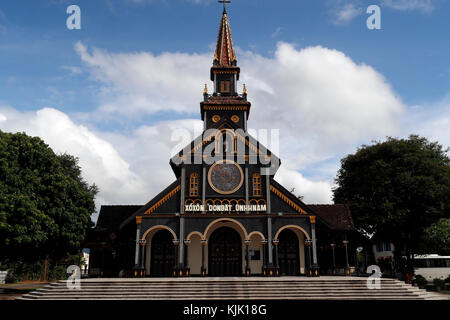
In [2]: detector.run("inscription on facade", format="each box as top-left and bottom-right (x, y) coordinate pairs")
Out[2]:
(185, 203), (267, 213)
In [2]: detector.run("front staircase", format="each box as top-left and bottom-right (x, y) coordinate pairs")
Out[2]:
(18, 277), (448, 300)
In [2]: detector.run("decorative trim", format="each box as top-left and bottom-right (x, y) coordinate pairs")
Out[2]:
(144, 185), (181, 215)
(202, 106), (249, 111)
(212, 115), (221, 123)
(141, 225), (178, 241)
(211, 70), (238, 74)
(247, 231), (266, 241)
(202, 217), (248, 241)
(231, 115), (239, 123)
(186, 231), (203, 241)
(136, 216), (142, 225)
(309, 216), (316, 224)
(274, 225), (311, 240)
(270, 185), (307, 214)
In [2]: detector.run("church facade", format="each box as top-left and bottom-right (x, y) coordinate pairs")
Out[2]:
(86, 7), (357, 278)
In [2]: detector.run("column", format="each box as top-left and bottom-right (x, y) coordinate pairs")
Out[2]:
(267, 217), (273, 266)
(245, 165), (249, 214)
(172, 240), (180, 277)
(266, 175), (273, 274)
(343, 239), (350, 276)
(184, 239), (191, 276)
(201, 240), (207, 276)
(133, 217), (142, 277)
(179, 166), (186, 269)
(265, 173), (271, 213)
(245, 239), (251, 276)
(145, 243), (151, 276)
(261, 239), (268, 276)
(305, 239), (312, 277)
(330, 243), (336, 275)
(310, 216), (319, 277)
(273, 239), (279, 276)
(139, 239), (146, 277)
(244, 111), (247, 130)
(202, 166), (206, 214)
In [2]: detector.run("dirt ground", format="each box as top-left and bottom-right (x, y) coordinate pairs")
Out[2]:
(0, 281), (50, 300)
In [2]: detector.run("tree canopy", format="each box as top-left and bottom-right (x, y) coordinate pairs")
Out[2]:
(0, 131), (98, 262)
(422, 218), (450, 256)
(333, 135), (450, 258)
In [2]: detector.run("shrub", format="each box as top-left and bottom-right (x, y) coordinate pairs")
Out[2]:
(47, 265), (67, 281)
(413, 275), (428, 288)
(433, 278), (446, 291)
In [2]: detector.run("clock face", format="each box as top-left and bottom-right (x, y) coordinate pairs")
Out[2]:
(208, 160), (244, 194)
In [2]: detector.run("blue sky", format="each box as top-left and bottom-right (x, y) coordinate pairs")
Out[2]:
(1, 0), (449, 112)
(0, 0), (449, 220)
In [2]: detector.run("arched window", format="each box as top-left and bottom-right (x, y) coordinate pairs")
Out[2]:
(252, 173), (262, 197)
(189, 173), (199, 197)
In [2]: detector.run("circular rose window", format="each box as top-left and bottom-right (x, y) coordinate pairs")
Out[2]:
(208, 160), (244, 194)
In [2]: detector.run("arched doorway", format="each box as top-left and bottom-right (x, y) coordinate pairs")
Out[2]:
(150, 230), (175, 277)
(278, 229), (300, 276)
(208, 227), (242, 276)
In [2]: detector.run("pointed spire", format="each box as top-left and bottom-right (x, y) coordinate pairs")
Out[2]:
(213, 9), (237, 66)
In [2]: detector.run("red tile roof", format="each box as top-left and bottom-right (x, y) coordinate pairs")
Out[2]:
(307, 204), (355, 231)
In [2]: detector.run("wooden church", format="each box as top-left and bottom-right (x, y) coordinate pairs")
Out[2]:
(86, 4), (356, 278)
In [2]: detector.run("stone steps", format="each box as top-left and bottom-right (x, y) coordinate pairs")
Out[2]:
(19, 277), (448, 300)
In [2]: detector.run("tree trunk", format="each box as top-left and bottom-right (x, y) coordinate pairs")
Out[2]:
(41, 256), (49, 282)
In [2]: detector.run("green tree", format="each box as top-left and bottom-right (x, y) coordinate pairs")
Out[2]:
(333, 135), (450, 273)
(0, 131), (98, 279)
(422, 218), (450, 256)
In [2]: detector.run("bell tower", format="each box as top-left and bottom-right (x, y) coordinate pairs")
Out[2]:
(201, 3), (251, 131)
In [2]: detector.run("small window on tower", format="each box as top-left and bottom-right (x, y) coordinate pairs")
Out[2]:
(189, 173), (199, 197)
(220, 81), (231, 93)
(253, 173), (262, 197)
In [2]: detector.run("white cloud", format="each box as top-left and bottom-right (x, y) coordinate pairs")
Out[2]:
(70, 41), (407, 206)
(382, 0), (435, 13)
(242, 43), (405, 172)
(75, 41), (210, 117)
(8, 40), (449, 218)
(332, 3), (363, 25)
(0, 106), (148, 221)
(404, 94), (450, 149)
(275, 166), (333, 204)
(271, 27), (284, 38)
(62, 65), (83, 76)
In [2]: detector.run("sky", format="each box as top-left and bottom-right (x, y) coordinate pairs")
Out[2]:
(0, 0), (449, 222)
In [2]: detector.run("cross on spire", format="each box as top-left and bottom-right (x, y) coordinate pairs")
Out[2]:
(219, 0), (231, 13)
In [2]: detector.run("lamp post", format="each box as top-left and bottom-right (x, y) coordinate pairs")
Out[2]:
(330, 243), (336, 275)
(343, 240), (350, 276)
